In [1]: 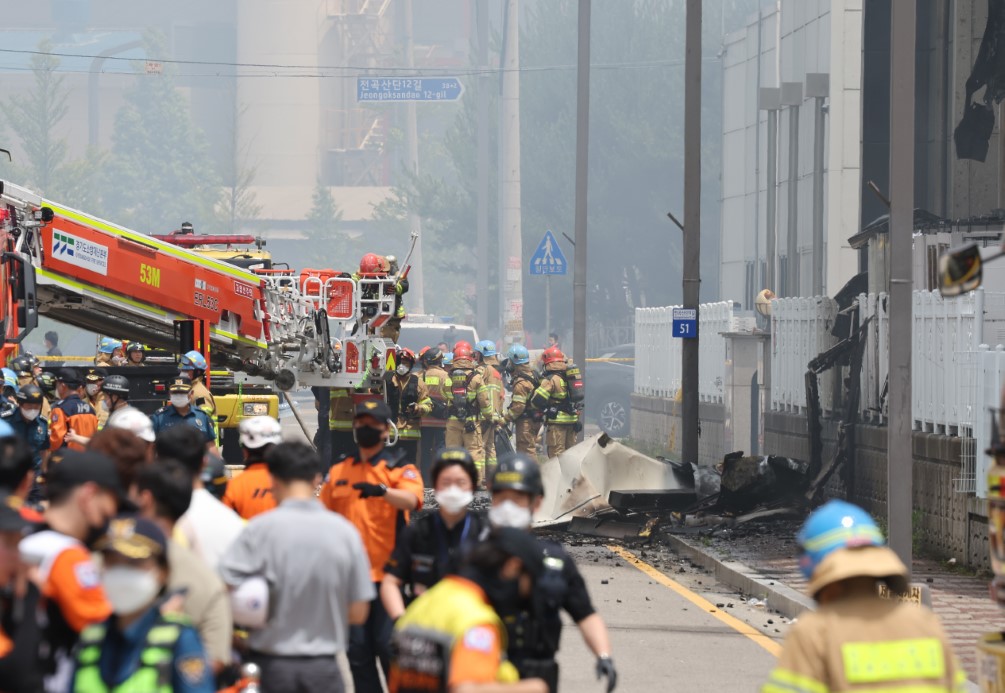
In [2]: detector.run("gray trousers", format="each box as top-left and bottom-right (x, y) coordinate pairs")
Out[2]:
(255, 653), (344, 693)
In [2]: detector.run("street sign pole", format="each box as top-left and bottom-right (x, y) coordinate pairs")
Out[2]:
(682, 0), (701, 465)
(546, 275), (551, 337)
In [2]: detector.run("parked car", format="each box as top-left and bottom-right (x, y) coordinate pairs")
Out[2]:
(585, 343), (634, 437)
(397, 322), (480, 355)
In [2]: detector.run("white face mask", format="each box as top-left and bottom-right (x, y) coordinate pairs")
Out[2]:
(20, 408), (40, 421)
(488, 500), (533, 529)
(170, 394), (190, 408)
(102, 566), (161, 615)
(435, 486), (473, 514)
(85, 384), (101, 397)
(396, 365), (410, 376)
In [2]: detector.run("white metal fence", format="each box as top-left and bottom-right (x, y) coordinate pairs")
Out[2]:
(634, 301), (744, 402)
(769, 297), (839, 413)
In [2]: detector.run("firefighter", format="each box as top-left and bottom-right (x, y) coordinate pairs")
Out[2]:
(382, 255), (409, 343)
(503, 345), (543, 456)
(221, 416), (282, 520)
(388, 528), (549, 693)
(329, 387), (357, 462)
(355, 253), (407, 340)
(474, 341), (506, 478)
(419, 347), (451, 483)
(387, 346), (432, 471)
(49, 368), (99, 451)
(150, 378), (216, 452)
(530, 346), (579, 459)
(124, 342), (145, 366)
(179, 350), (218, 441)
(319, 399), (424, 692)
(10, 355), (49, 421)
(445, 341), (493, 478)
(761, 500), (967, 693)
(487, 454), (616, 693)
(95, 337), (125, 367)
(0, 370), (17, 410)
(85, 367), (109, 429)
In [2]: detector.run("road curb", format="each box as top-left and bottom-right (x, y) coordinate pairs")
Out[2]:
(664, 534), (815, 620)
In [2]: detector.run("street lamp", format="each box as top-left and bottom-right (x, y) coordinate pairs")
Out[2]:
(759, 87), (781, 295)
(781, 81), (803, 297)
(805, 73), (830, 298)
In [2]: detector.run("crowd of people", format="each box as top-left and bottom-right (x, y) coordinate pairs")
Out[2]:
(0, 343), (616, 693)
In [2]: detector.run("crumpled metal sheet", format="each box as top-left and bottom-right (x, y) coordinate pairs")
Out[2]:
(533, 434), (690, 526)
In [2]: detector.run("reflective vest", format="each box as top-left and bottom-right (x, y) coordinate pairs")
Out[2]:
(329, 388), (355, 431)
(422, 367), (451, 422)
(73, 615), (184, 693)
(391, 576), (518, 692)
(531, 372), (578, 425)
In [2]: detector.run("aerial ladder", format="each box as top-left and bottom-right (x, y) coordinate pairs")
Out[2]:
(0, 180), (399, 390)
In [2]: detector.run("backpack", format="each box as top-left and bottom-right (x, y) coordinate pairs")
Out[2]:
(564, 363), (585, 404)
(449, 369), (476, 418)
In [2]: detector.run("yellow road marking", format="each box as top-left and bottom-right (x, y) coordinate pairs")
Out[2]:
(607, 544), (783, 657)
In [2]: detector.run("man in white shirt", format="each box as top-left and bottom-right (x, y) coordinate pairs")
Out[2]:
(156, 425), (243, 570)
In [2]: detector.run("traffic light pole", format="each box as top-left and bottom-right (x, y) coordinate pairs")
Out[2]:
(682, 0), (701, 465)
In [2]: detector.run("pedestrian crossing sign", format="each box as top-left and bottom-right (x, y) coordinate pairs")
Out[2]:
(530, 230), (567, 276)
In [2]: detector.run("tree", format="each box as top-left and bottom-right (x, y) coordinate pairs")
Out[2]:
(304, 179), (362, 269)
(0, 40), (70, 193)
(101, 33), (221, 232)
(215, 103), (262, 232)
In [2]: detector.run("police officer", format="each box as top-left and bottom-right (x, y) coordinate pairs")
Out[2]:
(381, 448), (487, 620)
(84, 368), (109, 429)
(387, 346), (433, 472)
(125, 342), (145, 366)
(503, 345), (543, 456)
(418, 347), (451, 483)
(762, 500), (967, 693)
(445, 341), (493, 478)
(150, 378), (217, 452)
(101, 375), (136, 425)
(179, 351), (217, 441)
(530, 347), (578, 459)
(6, 385), (49, 502)
(487, 453), (616, 692)
(473, 341), (506, 479)
(389, 528), (549, 693)
(10, 355), (50, 422)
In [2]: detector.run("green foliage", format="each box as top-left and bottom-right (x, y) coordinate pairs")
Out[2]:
(215, 101), (261, 232)
(305, 179), (361, 269)
(101, 32), (221, 232)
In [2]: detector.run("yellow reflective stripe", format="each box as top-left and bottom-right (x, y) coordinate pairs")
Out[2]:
(953, 667), (967, 693)
(840, 687), (954, 693)
(842, 638), (945, 684)
(762, 667), (829, 693)
(801, 524), (885, 553)
(48, 203), (259, 282)
(426, 376), (441, 385)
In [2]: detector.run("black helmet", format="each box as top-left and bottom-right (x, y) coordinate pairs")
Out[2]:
(431, 447), (479, 489)
(102, 374), (130, 396)
(16, 384), (43, 405)
(36, 372), (56, 397)
(491, 452), (544, 496)
(421, 347), (442, 367)
(126, 342), (143, 354)
(9, 355), (32, 378)
(25, 352), (39, 369)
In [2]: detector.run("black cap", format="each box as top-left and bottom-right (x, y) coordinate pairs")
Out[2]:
(168, 378), (192, 393)
(95, 516), (167, 561)
(85, 367), (108, 383)
(0, 495), (29, 532)
(491, 452), (544, 496)
(354, 399), (393, 424)
(16, 384), (43, 405)
(56, 368), (82, 387)
(46, 449), (124, 500)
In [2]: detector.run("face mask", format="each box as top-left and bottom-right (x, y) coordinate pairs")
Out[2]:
(354, 424), (384, 448)
(20, 408), (40, 422)
(489, 500), (533, 530)
(170, 394), (190, 408)
(102, 566), (161, 615)
(396, 365), (410, 376)
(435, 486), (473, 514)
(111, 355), (127, 366)
(85, 384), (101, 397)
(179, 371), (193, 381)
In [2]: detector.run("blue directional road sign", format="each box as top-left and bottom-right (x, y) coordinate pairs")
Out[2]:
(672, 308), (697, 339)
(529, 230), (568, 276)
(356, 77), (464, 102)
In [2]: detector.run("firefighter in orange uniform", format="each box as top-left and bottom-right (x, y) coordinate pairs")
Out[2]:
(221, 416), (282, 520)
(49, 369), (99, 452)
(319, 399), (424, 693)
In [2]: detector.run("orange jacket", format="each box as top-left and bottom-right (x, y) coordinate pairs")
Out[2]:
(48, 395), (98, 451)
(222, 462), (276, 520)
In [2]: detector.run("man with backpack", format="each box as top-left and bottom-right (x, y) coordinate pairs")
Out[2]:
(530, 347), (584, 459)
(444, 341), (493, 479)
(503, 345), (543, 456)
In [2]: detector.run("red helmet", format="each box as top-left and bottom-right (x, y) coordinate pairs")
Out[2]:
(542, 345), (566, 365)
(453, 341), (474, 360)
(359, 253), (386, 276)
(396, 347), (416, 365)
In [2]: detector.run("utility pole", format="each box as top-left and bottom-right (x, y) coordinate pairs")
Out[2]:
(807, 74), (829, 297)
(475, 0), (490, 335)
(573, 0), (591, 426)
(759, 87), (781, 293)
(500, 0), (523, 344)
(888, 0), (915, 570)
(403, 0), (424, 313)
(781, 82), (802, 296)
(682, 0), (701, 464)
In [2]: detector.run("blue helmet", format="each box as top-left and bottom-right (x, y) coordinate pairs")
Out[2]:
(2, 368), (19, 393)
(98, 337), (121, 354)
(442, 352), (454, 367)
(179, 350), (208, 371)
(797, 500), (885, 580)
(506, 343), (530, 365)
(475, 340), (497, 358)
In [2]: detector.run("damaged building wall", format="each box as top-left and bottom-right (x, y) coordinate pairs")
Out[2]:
(630, 394), (725, 468)
(764, 410), (989, 571)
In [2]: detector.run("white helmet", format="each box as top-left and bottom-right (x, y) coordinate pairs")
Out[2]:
(106, 407), (155, 443)
(239, 416), (282, 449)
(231, 576), (269, 629)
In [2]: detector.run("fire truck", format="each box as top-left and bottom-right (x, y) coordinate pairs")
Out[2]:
(0, 180), (401, 394)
